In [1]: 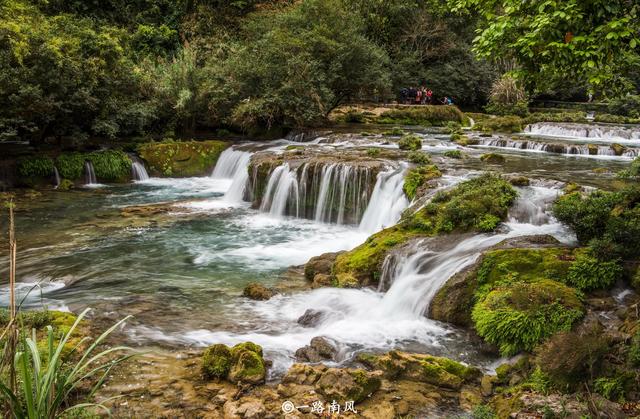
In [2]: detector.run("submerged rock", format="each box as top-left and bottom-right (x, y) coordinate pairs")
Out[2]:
(242, 282), (275, 300)
(296, 309), (325, 327)
(295, 336), (338, 362)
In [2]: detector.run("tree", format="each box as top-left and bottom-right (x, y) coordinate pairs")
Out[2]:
(451, 0), (640, 95)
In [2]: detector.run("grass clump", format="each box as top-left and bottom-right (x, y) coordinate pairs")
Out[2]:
(566, 249), (623, 291)
(366, 148), (381, 157)
(403, 165), (442, 200)
(398, 134), (422, 151)
(87, 150), (132, 182)
(344, 109), (365, 123)
(17, 155), (54, 178)
(383, 126), (404, 136)
(443, 150), (463, 159)
(407, 150), (431, 165)
(472, 279), (584, 356)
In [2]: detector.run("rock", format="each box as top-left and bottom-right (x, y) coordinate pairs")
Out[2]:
(611, 143), (626, 156)
(297, 309), (325, 327)
(481, 374), (496, 396)
(236, 400), (266, 419)
(295, 337), (338, 362)
(304, 252), (343, 281)
(203, 342), (267, 385)
(242, 282), (274, 300)
(480, 153), (505, 164)
(202, 344), (233, 379)
(281, 363), (327, 386)
(588, 143), (599, 155)
(312, 273), (332, 288)
(459, 386), (482, 412)
(315, 368), (382, 403)
(508, 176), (530, 186)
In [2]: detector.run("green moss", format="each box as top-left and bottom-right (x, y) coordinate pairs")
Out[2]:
(56, 153), (85, 180)
(377, 105), (465, 126)
(366, 148), (381, 157)
(137, 140), (229, 177)
(202, 344), (233, 379)
(18, 155), (55, 179)
(231, 342), (263, 358)
(228, 342), (266, 384)
(403, 164), (442, 200)
(398, 134), (422, 151)
(473, 116), (523, 133)
(57, 179), (74, 190)
(566, 249), (623, 291)
(87, 150), (132, 182)
(480, 153), (505, 164)
(472, 279), (584, 356)
(475, 248), (574, 301)
(383, 126), (404, 136)
(407, 150), (431, 165)
(444, 150), (463, 159)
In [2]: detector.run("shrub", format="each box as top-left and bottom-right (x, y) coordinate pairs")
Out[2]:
(366, 148), (381, 157)
(488, 74), (528, 106)
(17, 156), (55, 178)
(566, 250), (623, 291)
(608, 95), (640, 118)
(383, 126), (404, 136)
(628, 329), (640, 367)
(535, 324), (609, 391)
(137, 140), (229, 177)
(618, 156), (640, 180)
(407, 151), (431, 165)
(344, 109), (365, 123)
(444, 150), (463, 159)
(398, 134), (422, 151)
(472, 279), (584, 356)
(378, 105), (465, 126)
(472, 405), (497, 419)
(594, 377), (626, 401)
(87, 150), (133, 182)
(473, 116), (524, 133)
(403, 165), (442, 200)
(56, 153), (86, 180)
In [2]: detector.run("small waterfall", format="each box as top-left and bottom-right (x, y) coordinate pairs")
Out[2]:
(84, 161), (96, 185)
(359, 163), (409, 233)
(256, 161), (376, 224)
(507, 186), (559, 225)
(131, 158), (149, 181)
(475, 137), (638, 158)
(212, 148), (252, 203)
(53, 167), (61, 189)
(525, 122), (640, 141)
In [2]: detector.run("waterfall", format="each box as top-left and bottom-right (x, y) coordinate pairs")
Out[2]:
(256, 161), (375, 224)
(84, 162), (97, 185)
(131, 158), (149, 181)
(475, 137), (639, 158)
(525, 122), (640, 142)
(359, 163), (409, 233)
(212, 148), (252, 203)
(53, 167), (61, 189)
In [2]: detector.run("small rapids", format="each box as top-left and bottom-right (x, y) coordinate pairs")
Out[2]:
(525, 122), (640, 143)
(475, 137), (639, 159)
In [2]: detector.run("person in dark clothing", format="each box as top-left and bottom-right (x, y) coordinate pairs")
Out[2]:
(408, 87), (417, 104)
(400, 87), (408, 104)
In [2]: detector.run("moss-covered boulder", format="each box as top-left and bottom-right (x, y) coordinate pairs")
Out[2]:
(358, 351), (480, 390)
(472, 279), (584, 356)
(242, 283), (274, 300)
(398, 134), (422, 151)
(304, 252), (343, 282)
(480, 153), (505, 164)
(137, 140), (229, 177)
(315, 368), (381, 403)
(202, 342), (266, 385)
(403, 164), (442, 200)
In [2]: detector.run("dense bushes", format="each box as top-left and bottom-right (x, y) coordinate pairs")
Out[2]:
(378, 106), (465, 126)
(397, 134), (422, 151)
(608, 95), (640, 118)
(87, 150), (132, 182)
(56, 153), (86, 180)
(137, 140), (229, 177)
(472, 279), (584, 356)
(17, 156), (55, 178)
(566, 250), (623, 291)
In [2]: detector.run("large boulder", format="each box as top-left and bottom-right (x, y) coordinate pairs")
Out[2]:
(202, 342), (267, 385)
(304, 252), (343, 282)
(295, 336), (338, 362)
(242, 282), (275, 300)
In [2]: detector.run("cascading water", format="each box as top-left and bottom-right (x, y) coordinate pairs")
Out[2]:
(256, 161), (377, 224)
(84, 161), (97, 185)
(131, 158), (149, 181)
(475, 137), (639, 158)
(212, 148), (252, 203)
(359, 163), (409, 233)
(525, 122), (640, 142)
(53, 167), (61, 189)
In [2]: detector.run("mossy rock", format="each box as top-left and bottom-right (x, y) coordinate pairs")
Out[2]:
(137, 140), (229, 177)
(314, 367), (382, 403)
(398, 134), (423, 151)
(403, 164), (442, 200)
(611, 143), (626, 156)
(472, 279), (584, 356)
(480, 153), (506, 164)
(444, 149), (464, 159)
(57, 179), (75, 190)
(242, 282), (274, 300)
(508, 176), (530, 187)
(202, 344), (233, 379)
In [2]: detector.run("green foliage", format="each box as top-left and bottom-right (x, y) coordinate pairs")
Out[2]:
(566, 250), (623, 291)
(443, 150), (463, 159)
(366, 148), (380, 157)
(403, 165), (442, 200)
(472, 279), (584, 356)
(618, 156), (640, 180)
(553, 186), (640, 259)
(607, 95), (640, 117)
(484, 75), (529, 117)
(398, 134), (423, 151)
(628, 329), (640, 367)
(383, 127), (404, 136)
(473, 116), (523, 133)
(137, 140), (229, 177)
(17, 156), (54, 178)
(55, 153), (86, 181)
(453, 0), (640, 94)
(202, 344), (233, 379)
(485, 101), (529, 117)
(480, 153), (505, 164)
(407, 151), (431, 165)
(87, 150), (132, 182)
(594, 377), (626, 401)
(378, 106), (465, 126)
(0, 308), (134, 418)
(472, 405), (497, 419)
(344, 110), (365, 123)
